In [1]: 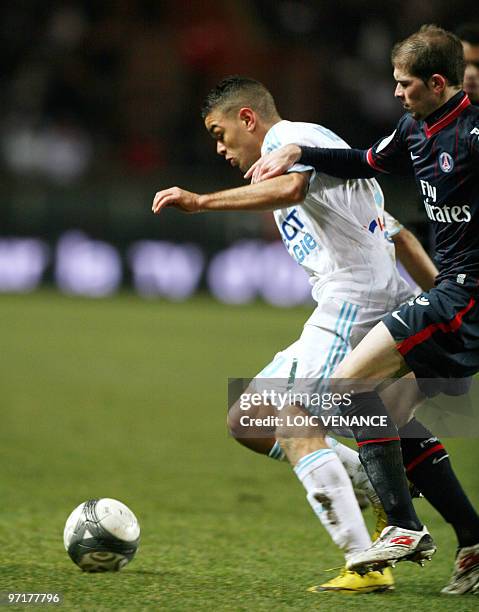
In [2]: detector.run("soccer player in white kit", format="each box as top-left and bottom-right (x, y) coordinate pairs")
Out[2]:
(151, 76), (441, 593)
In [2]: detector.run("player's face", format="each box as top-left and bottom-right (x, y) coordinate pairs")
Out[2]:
(462, 42), (479, 104)
(393, 67), (438, 120)
(204, 110), (262, 173)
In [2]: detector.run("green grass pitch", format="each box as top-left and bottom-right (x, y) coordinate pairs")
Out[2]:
(0, 292), (477, 611)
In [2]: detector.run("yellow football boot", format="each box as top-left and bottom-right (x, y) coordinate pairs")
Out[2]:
(371, 482), (420, 541)
(372, 501), (388, 542)
(308, 567), (394, 594)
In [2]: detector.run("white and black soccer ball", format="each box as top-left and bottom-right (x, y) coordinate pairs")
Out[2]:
(63, 498), (140, 572)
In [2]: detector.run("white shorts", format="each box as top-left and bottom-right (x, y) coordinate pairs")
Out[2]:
(252, 296), (406, 410)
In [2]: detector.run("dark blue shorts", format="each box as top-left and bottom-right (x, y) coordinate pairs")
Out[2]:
(382, 278), (479, 390)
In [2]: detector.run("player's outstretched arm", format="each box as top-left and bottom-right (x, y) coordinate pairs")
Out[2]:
(152, 172), (309, 215)
(245, 145), (376, 183)
(393, 227), (438, 291)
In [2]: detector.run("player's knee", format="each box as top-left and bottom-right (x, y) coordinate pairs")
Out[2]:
(227, 404), (253, 452)
(227, 400), (276, 439)
(227, 400), (244, 439)
(227, 400), (278, 456)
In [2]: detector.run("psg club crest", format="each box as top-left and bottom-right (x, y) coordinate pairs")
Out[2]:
(439, 152), (454, 173)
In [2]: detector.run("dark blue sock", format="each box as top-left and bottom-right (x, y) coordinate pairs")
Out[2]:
(345, 391), (423, 531)
(400, 419), (479, 547)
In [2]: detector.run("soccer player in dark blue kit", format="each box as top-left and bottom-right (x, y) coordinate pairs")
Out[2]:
(246, 25), (479, 594)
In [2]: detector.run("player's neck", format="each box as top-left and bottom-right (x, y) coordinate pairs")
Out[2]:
(423, 88), (463, 123)
(436, 87), (463, 112)
(256, 117), (282, 147)
(264, 115), (282, 133)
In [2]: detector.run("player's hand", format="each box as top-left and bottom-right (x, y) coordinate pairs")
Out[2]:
(152, 187), (201, 215)
(244, 144), (302, 183)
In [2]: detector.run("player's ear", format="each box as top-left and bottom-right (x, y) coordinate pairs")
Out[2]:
(238, 107), (256, 131)
(429, 74), (447, 93)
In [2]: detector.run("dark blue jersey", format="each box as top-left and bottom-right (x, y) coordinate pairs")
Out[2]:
(366, 92), (479, 283)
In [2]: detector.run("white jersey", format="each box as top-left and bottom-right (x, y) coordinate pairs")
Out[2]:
(262, 120), (411, 311)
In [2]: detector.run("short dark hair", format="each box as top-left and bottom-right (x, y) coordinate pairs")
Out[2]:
(201, 75), (279, 120)
(391, 24), (464, 86)
(455, 23), (479, 46)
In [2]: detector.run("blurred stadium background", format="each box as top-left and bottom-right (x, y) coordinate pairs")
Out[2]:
(2, 3), (479, 610)
(0, 0), (476, 303)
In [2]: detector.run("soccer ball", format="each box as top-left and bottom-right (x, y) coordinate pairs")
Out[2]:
(63, 498), (140, 572)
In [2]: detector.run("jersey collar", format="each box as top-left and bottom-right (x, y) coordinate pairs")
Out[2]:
(423, 91), (471, 138)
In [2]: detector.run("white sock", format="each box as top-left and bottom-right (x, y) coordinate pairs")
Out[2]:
(326, 436), (380, 505)
(294, 449), (371, 560)
(268, 440), (286, 461)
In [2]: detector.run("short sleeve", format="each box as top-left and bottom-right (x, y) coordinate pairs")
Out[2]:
(383, 210), (404, 241)
(262, 122), (315, 177)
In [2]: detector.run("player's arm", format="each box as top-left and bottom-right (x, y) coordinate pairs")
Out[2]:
(392, 227), (438, 291)
(246, 120), (411, 183)
(152, 172), (310, 214)
(245, 144), (375, 183)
